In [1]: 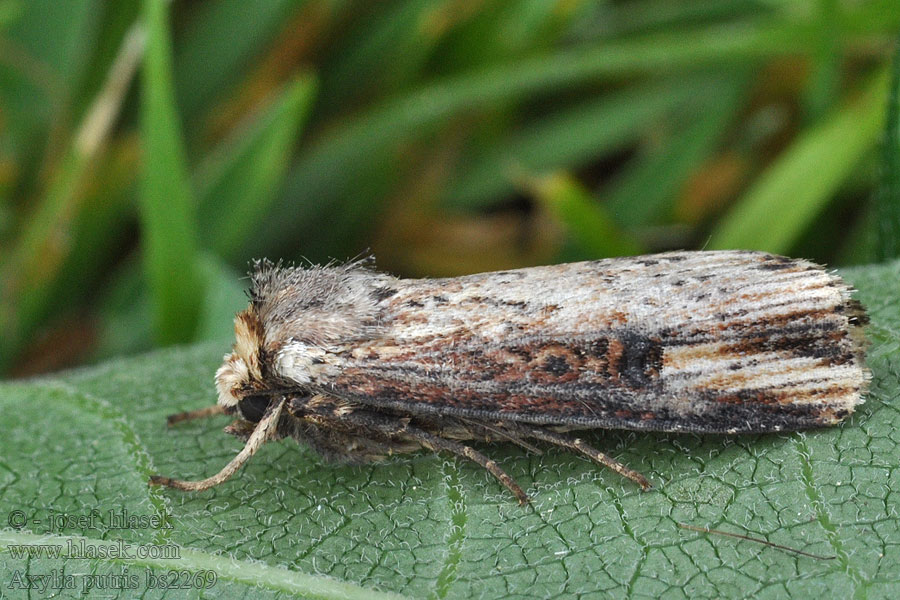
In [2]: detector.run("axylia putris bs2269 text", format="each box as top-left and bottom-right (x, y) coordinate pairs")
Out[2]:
(149, 250), (869, 503)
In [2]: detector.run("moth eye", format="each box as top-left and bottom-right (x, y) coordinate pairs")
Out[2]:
(238, 394), (270, 423)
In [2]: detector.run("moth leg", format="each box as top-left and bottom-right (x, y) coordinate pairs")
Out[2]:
(149, 398), (285, 492)
(300, 406), (530, 504)
(403, 427), (530, 505)
(458, 418), (543, 455)
(166, 404), (225, 426)
(521, 426), (652, 491)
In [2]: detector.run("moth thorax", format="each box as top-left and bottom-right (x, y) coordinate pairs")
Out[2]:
(274, 341), (339, 385)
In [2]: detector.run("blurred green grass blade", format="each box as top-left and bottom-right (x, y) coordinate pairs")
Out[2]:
(0, 150), (85, 370)
(0, 0), (99, 192)
(46, 142), (139, 312)
(485, 0), (574, 52)
(530, 172), (644, 258)
(433, 0), (576, 69)
(318, 0), (445, 112)
(174, 0), (302, 123)
(193, 253), (248, 342)
(802, 0), (841, 123)
(588, 0), (775, 36)
(875, 40), (900, 261)
(265, 10), (900, 253)
(0, 25), (143, 372)
(92, 257), (150, 361)
(0, 1), (23, 28)
(139, 0), (203, 345)
(71, 0), (141, 119)
(94, 252), (245, 362)
(196, 73), (317, 260)
(2, 0), (97, 86)
(605, 71), (750, 227)
(708, 68), (889, 253)
(447, 79), (702, 209)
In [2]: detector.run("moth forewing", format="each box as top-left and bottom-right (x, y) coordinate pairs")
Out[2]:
(318, 251), (868, 434)
(150, 250), (869, 502)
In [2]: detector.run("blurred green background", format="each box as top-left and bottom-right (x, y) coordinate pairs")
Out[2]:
(1, 0), (898, 377)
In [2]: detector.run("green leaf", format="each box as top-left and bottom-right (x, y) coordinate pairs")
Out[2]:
(708, 68), (889, 253)
(139, 0), (204, 345)
(2, 259), (899, 597)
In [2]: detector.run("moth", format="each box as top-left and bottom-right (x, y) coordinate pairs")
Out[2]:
(150, 250), (869, 503)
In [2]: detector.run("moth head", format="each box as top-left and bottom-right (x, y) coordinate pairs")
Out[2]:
(216, 258), (389, 421)
(215, 309), (265, 412)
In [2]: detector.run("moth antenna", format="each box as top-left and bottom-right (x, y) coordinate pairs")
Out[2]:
(166, 404), (225, 426)
(150, 398), (285, 492)
(519, 426), (652, 491)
